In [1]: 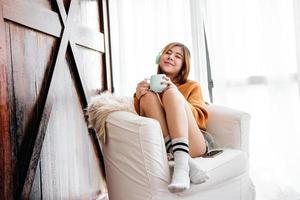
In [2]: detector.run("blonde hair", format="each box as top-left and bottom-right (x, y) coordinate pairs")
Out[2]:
(157, 42), (191, 84)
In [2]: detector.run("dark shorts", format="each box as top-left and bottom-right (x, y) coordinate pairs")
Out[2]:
(201, 130), (219, 155)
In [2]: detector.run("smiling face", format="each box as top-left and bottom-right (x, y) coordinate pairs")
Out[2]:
(157, 42), (191, 84)
(158, 46), (184, 81)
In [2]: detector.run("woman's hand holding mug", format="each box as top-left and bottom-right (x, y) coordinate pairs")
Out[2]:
(160, 76), (176, 90)
(136, 74), (176, 99)
(135, 79), (150, 99)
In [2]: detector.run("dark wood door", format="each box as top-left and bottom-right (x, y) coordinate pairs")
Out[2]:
(0, 0), (112, 199)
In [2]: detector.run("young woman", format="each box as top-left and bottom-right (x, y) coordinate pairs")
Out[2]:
(134, 42), (209, 193)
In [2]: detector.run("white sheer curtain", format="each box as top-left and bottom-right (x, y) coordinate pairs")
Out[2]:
(108, 0), (198, 97)
(295, 0), (300, 95)
(201, 0), (300, 199)
(189, 0), (210, 101)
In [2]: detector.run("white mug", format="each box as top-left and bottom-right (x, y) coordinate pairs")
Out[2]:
(150, 74), (167, 93)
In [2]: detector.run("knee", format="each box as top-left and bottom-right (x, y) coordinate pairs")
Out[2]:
(162, 88), (184, 104)
(140, 91), (160, 108)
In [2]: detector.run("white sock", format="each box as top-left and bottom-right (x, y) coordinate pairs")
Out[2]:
(189, 157), (209, 184)
(168, 137), (190, 193)
(164, 136), (209, 184)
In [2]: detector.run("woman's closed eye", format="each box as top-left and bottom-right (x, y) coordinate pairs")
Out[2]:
(166, 50), (172, 55)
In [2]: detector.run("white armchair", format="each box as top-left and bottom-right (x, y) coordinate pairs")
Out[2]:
(101, 104), (256, 200)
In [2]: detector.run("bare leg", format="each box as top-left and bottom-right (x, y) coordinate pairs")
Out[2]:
(162, 88), (188, 139)
(140, 88), (206, 156)
(162, 88), (206, 157)
(139, 91), (170, 138)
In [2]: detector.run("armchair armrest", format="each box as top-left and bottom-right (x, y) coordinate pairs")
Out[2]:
(206, 104), (251, 153)
(103, 111), (170, 200)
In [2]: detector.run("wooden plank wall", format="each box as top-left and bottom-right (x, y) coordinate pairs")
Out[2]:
(0, 0), (112, 199)
(0, 0), (13, 199)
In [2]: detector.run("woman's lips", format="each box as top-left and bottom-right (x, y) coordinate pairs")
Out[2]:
(164, 61), (174, 66)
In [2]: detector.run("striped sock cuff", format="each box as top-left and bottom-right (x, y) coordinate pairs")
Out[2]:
(164, 136), (173, 154)
(172, 137), (189, 154)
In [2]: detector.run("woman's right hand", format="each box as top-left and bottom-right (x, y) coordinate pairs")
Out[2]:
(135, 79), (150, 99)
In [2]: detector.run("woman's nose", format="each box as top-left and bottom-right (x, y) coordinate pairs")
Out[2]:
(168, 54), (174, 60)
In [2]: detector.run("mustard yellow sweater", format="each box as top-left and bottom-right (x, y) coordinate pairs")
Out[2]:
(134, 80), (208, 131)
